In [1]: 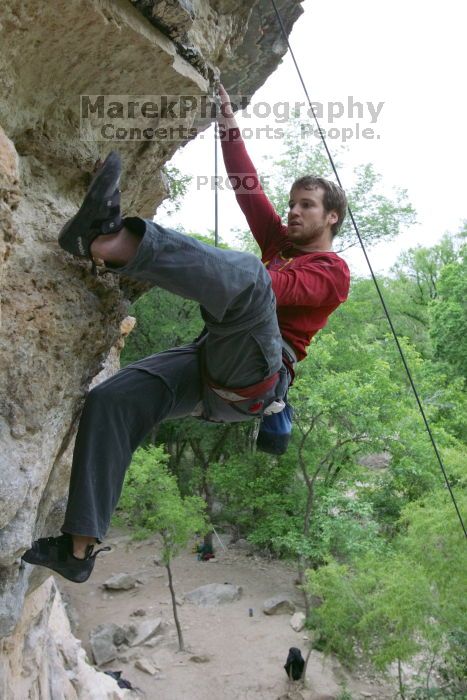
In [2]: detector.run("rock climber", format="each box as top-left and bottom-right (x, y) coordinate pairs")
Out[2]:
(22, 85), (350, 583)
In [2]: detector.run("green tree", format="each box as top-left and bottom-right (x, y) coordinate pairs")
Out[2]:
(159, 164), (192, 216)
(306, 489), (467, 698)
(279, 333), (401, 612)
(116, 446), (209, 651)
(392, 234), (458, 305)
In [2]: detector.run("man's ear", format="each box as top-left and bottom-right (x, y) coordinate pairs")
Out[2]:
(328, 211), (338, 225)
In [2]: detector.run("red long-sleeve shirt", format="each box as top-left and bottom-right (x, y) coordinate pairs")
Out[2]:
(221, 129), (350, 361)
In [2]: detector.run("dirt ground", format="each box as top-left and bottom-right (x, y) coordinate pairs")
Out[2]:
(58, 528), (392, 700)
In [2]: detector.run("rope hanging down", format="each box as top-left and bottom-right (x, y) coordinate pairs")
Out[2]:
(268, 0), (466, 538)
(214, 118), (219, 248)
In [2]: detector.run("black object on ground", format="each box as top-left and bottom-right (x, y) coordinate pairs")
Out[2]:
(284, 647), (305, 680)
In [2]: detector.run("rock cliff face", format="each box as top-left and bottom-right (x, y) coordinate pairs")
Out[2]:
(0, 0), (303, 695)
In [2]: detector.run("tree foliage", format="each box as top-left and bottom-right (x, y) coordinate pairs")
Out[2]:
(116, 445), (208, 549)
(306, 491), (467, 698)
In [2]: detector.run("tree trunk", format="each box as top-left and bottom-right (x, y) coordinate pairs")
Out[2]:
(297, 556), (311, 618)
(301, 646), (313, 686)
(397, 658), (406, 700)
(203, 529), (214, 551)
(298, 441), (315, 618)
(166, 562), (184, 651)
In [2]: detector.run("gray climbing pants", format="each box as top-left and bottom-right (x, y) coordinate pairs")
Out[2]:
(61, 218), (284, 541)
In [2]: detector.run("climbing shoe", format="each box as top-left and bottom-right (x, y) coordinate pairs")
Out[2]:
(58, 150), (123, 259)
(21, 533), (110, 583)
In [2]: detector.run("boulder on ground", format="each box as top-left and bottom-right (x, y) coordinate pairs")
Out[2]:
(89, 623), (126, 665)
(125, 617), (163, 647)
(103, 573), (137, 590)
(184, 583), (242, 606)
(263, 595), (296, 615)
(290, 612), (306, 632)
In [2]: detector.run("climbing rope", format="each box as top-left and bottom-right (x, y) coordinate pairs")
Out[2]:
(266, 0), (466, 538)
(214, 118), (219, 248)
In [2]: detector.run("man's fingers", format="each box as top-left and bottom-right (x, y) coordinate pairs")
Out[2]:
(217, 84), (235, 118)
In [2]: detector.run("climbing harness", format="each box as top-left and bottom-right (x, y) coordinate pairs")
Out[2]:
(268, 0), (466, 538)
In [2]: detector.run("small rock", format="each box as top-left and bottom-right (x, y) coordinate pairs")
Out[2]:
(131, 608), (147, 617)
(143, 636), (163, 648)
(134, 657), (159, 675)
(103, 573), (137, 590)
(189, 655), (211, 663)
(127, 617), (163, 647)
(263, 595), (296, 615)
(175, 597), (184, 606)
(184, 583), (242, 606)
(290, 612), (306, 632)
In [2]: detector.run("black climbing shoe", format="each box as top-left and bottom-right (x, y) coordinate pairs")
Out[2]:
(58, 150), (123, 259)
(21, 533), (110, 583)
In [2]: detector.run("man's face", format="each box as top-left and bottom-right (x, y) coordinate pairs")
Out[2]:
(287, 186), (336, 246)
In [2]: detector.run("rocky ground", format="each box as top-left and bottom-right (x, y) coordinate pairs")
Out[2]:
(58, 528), (393, 700)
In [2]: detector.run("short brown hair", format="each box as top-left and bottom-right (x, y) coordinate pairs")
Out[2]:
(291, 176), (347, 237)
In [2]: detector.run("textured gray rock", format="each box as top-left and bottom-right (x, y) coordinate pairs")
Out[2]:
(0, 0), (303, 693)
(125, 617), (163, 647)
(184, 582), (242, 606)
(131, 0), (304, 94)
(290, 611), (306, 632)
(263, 595), (296, 615)
(89, 622), (127, 665)
(134, 656), (159, 675)
(103, 573), (138, 591)
(232, 538), (254, 552)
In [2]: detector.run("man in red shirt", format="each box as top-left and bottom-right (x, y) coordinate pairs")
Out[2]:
(22, 87), (350, 583)
(218, 85), (350, 364)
